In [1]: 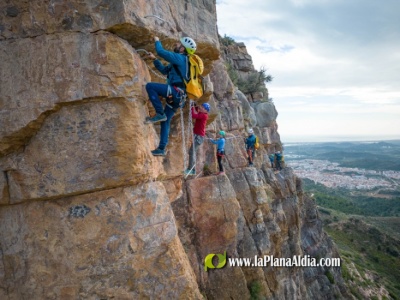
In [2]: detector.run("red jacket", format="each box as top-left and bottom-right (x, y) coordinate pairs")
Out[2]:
(191, 107), (208, 136)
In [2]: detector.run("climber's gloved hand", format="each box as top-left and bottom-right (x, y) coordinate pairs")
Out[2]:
(154, 36), (160, 42)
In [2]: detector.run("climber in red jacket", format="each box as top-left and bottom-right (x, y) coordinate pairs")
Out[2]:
(184, 102), (210, 175)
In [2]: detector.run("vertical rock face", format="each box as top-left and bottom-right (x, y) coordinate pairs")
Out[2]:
(0, 183), (202, 299)
(1, 1), (348, 299)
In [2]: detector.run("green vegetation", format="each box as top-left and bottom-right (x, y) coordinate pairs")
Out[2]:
(226, 61), (239, 86)
(340, 261), (352, 281)
(219, 34), (236, 46)
(304, 179), (400, 217)
(249, 281), (262, 300)
(203, 164), (212, 176)
(219, 34), (273, 96)
(320, 211), (400, 299)
(366, 217), (400, 240)
(287, 141), (400, 298)
(226, 62), (273, 96)
(236, 67), (273, 95)
(315, 194), (400, 298)
(325, 270), (335, 284)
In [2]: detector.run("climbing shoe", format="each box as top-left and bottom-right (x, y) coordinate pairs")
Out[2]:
(145, 113), (167, 124)
(184, 169), (195, 176)
(151, 148), (166, 156)
(216, 171), (225, 175)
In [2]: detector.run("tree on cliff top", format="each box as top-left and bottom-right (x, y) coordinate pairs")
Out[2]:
(219, 34), (273, 97)
(219, 34), (236, 46)
(237, 66), (273, 95)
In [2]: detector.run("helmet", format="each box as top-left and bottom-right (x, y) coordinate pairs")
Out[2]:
(219, 130), (226, 137)
(180, 37), (197, 54)
(202, 103), (210, 112)
(248, 128), (254, 134)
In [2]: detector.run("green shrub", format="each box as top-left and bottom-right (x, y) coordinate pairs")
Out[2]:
(325, 270), (335, 284)
(219, 34), (236, 46)
(203, 164), (212, 176)
(318, 207), (331, 215)
(341, 263), (352, 281)
(226, 61), (239, 85)
(249, 281), (262, 300)
(237, 67), (273, 95)
(349, 285), (364, 300)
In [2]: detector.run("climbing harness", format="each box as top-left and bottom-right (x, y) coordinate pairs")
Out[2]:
(165, 85), (186, 109)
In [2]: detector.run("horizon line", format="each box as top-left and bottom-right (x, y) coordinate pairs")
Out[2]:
(281, 135), (400, 143)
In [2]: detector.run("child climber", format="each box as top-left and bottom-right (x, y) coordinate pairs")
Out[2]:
(184, 102), (210, 175)
(210, 131), (226, 175)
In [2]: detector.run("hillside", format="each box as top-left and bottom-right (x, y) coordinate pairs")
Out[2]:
(284, 141), (400, 299)
(303, 179), (400, 217)
(318, 208), (400, 299)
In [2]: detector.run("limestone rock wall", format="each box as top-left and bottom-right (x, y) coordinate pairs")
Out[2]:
(173, 167), (349, 299)
(0, 183), (201, 299)
(221, 41), (269, 102)
(0, 0), (217, 298)
(0, 0), (219, 73)
(0, 1), (348, 299)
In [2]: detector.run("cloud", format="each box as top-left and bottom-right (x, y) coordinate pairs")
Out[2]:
(216, 0), (400, 140)
(217, 0), (400, 81)
(256, 44), (294, 54)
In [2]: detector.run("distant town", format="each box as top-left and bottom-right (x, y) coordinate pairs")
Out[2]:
(287, 158), (400, 190)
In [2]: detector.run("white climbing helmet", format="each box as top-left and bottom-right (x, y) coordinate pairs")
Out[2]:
(180, 37), (197, 54)
(248, 128), (254, 134)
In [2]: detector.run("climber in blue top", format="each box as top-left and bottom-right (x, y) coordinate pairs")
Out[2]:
(245, 128), (256, 166)
(145, 36), (197, 157)
(210, 131), (226, 175)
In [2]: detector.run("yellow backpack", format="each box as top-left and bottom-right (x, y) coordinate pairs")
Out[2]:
(255, 136), (260, 150)
(185, 54), (204, 100)
(173, 54), (204, 100)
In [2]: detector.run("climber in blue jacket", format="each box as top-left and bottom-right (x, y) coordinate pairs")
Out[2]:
(269, 153), (275, 169)
(245, 128), (256, 166)
(145, 36), (197, 157)
(210, 131), (226, 175)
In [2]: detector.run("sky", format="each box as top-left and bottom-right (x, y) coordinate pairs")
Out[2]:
(216, 0), (400, 143)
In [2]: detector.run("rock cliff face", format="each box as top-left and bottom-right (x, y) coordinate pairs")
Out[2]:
(0, 1), (349, 299)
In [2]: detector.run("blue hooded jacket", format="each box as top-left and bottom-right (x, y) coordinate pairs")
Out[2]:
(246, 134), (256, 149)
(153, 41), (189, 87)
